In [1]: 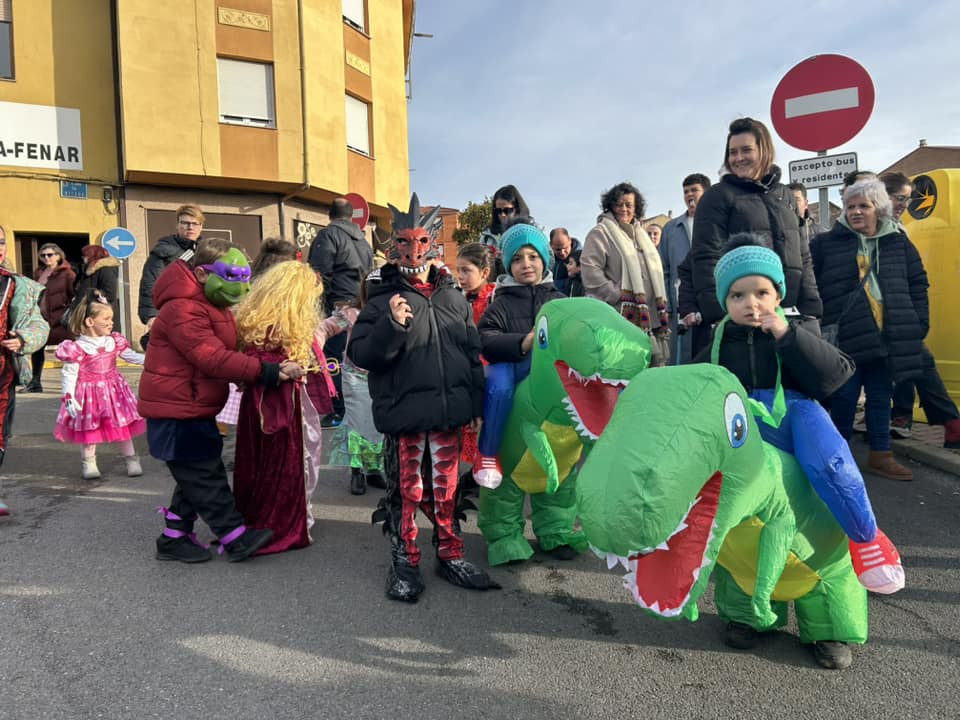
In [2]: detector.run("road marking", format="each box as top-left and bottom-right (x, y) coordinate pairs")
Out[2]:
(785, 87), (859, 118)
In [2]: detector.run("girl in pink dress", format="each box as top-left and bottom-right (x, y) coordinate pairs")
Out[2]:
(54, 290), (146, 479)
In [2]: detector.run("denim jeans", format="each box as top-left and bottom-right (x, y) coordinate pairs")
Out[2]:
(891, 344), (960, 425)
(830, 358), (893, 451)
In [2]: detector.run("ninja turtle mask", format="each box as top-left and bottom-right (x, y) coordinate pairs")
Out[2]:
(199, 248), (251, 306)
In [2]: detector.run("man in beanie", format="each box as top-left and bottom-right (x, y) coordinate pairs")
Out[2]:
(474, 219), (583, 562)
(704, 233), (902, 670)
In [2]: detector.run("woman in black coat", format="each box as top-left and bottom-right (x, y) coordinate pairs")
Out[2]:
(811, 178), (928, 481)
(73, 245), (120, 331)
(691, 117), (822, 325)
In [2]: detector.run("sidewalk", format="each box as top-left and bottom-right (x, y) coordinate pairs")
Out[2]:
(889, 422), (960, 477)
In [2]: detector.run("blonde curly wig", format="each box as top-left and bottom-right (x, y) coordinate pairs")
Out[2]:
(234, 260), (324, 367)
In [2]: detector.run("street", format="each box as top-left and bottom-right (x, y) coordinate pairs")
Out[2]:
(1, 382), (958, 720)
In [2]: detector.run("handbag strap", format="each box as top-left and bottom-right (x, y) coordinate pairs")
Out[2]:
(834, 259), (873, 325)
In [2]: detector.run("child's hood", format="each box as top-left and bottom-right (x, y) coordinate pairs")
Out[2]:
(153, 259), (204, 309)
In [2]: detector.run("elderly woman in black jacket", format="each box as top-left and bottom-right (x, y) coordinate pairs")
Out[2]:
(691, 117), (822, 326)
(811, 178), (929, 481)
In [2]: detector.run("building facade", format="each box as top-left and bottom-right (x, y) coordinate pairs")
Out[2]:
(0, 0), (414, 339)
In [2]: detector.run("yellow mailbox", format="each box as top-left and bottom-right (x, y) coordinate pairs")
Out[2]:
(901, 169), (960, 411)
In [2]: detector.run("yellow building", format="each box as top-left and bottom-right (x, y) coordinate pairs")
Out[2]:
(0, 0), (414, 339)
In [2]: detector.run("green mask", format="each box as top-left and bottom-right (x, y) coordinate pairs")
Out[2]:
(200, 248), (251, 307)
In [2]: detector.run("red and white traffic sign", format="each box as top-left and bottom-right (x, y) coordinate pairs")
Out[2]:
(344, 192), (370, 230)
(770, 54), (874, 152)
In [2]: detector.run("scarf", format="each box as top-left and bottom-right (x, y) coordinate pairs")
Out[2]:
(596, 216), (668, 333)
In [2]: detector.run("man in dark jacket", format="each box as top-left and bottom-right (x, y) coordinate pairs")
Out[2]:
(548, 227), (581, 295)
(138, 205), (204, 344)
(308, 198), (374, 424)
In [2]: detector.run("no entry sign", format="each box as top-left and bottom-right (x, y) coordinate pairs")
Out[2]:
(344, 192), (370, 230)
(770, 54), (874, 152)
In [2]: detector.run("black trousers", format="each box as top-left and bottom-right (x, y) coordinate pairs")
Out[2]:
(164, 456), (245, 538)
(29, 349), (45, 388)
(324, 332), (347, 417)
(891, 344), (959, 425)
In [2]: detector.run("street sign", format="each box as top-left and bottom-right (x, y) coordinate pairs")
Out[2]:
(344, 192), (369, 230)
(771, 54), (874, 152)
(101, 227), (137, 259)
(60, 180), (87, 199)
(788, 152), (858, 189)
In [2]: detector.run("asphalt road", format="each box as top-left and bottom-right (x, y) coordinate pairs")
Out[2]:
(1, 385), (958, 720)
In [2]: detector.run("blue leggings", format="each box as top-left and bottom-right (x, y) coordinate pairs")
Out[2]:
(477, 359), (531, 457)
(750, 389), (877, 543)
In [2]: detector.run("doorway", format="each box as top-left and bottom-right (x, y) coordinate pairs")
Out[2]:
(15, 233), (89, 278)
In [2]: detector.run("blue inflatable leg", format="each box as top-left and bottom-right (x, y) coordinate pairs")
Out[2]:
(751, 390), (877, 543)
(478, 362), (520, 457)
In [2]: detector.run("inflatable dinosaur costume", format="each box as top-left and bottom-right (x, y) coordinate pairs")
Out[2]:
(478, 297), (651, 566)
(578, 364), (868, 645)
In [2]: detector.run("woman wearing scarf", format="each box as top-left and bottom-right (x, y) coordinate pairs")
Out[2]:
(581, 181), (669, 366)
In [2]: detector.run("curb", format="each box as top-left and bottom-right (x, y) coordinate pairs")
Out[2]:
(891, 439), (960, 477)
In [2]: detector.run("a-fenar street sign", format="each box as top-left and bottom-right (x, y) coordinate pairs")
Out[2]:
(788, 152), (858, 189)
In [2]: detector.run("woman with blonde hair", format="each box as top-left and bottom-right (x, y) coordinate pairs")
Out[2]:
(232, 260), (334, 554)
(27, 242), (75, 392)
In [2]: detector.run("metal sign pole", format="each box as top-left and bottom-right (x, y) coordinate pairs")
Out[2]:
(117, 260), (127, 339)
(818, 150), (830, 229)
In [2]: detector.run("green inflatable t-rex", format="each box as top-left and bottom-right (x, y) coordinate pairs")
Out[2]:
(478, 297), (652, 566)
(577, 364), (868, 645)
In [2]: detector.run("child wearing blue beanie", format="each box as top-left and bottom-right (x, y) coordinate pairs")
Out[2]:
(473, 219), (580, 562)
(706, 233), (903, 670)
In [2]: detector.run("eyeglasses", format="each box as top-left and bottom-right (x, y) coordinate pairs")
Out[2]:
(179, 220), (202, 228)
(494, 207), (515, 216)
(892, 194), (911, 203)
(39, 252), (58, 258)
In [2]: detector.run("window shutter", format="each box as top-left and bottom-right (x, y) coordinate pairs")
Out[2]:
(217, 58), (275, 126)
(345, 95), (370, 155)
(342, 0), (365, 32)
(0, 1), (11, 23)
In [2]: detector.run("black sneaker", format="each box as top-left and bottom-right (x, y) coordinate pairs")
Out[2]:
(724, 621), (759, 650)
(320, 414), (343, 428)
(155, 535), (212, 564)
(812, 641), (852, 669)
(890, 416), (912, 439)
(547, 544), (579, 561)
(223, 528), (274, 562)
(350, 467), (366, 495)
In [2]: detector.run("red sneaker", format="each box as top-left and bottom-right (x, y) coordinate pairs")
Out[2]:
(849, 529), (904, 594)
(473, 455), (503, 490)
(943, 418), (960, 449)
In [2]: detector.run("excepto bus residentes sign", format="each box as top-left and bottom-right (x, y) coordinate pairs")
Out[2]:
(788, 152), (858, 189)
(0, 100), (83, 171)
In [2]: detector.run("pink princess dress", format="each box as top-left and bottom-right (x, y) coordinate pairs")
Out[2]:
(54, 333), (146, 444)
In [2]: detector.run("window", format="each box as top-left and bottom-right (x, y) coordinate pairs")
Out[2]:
(342, 0), (365, 33)
(0, 0), (13, 80)
(217, 58), (276, 128)
(345, 94), (371, 156)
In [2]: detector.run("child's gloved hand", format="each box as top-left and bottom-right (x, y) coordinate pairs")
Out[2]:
(63, 395), (82, 419)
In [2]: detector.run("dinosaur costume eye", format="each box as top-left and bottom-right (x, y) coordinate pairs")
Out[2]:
(537, 316), (549, 349)
(723, 393), (748, 448)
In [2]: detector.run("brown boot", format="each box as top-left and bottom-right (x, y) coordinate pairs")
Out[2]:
(867, 451), (913, 481)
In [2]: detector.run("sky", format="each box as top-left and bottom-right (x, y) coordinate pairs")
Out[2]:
(406, 1), (960, 241)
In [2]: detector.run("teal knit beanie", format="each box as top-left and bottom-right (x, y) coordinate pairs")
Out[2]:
(714, 245), (786, 306)
(501, 223), (551, 269)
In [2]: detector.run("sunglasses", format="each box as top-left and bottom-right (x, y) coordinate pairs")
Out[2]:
(494, 207), (515, 216)
(39, 252), (58, 258)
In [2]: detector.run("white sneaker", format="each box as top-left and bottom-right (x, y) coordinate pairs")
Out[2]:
(852, 415), (867, 433)
(81, 458), (101, 480)
(473, 455), (503, 490)
(125, 455), (143, 477)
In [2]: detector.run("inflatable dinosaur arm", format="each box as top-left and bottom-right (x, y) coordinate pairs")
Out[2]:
(520, 419), (560, 494)
(751, 510), (796, 628)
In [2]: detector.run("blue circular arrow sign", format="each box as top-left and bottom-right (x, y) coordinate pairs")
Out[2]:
(101, 227), (138, 259)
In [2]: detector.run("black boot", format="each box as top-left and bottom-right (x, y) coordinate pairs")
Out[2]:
(350, 467), (366, 495)
(387, 534), (424, 602)
(436, 558), (501, 591)
(155, 534), (212, 563)
(365, 471), (387, 489)
(222, 527), (274, 562)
